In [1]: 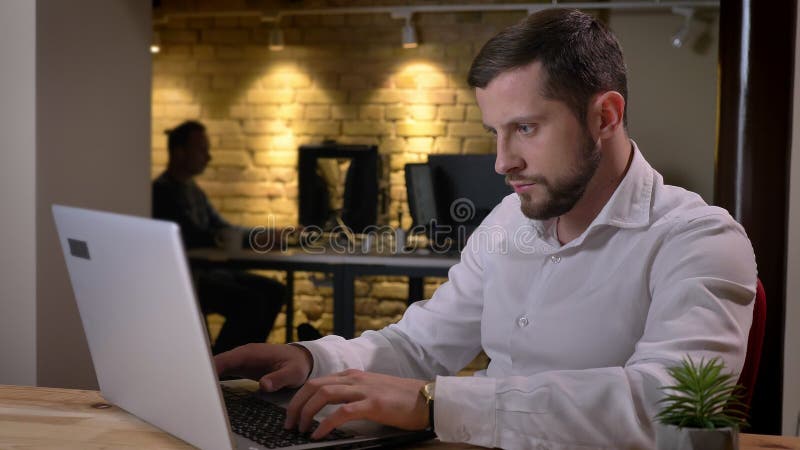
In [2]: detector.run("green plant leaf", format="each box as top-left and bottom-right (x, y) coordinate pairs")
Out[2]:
(654, 356), (749, 429)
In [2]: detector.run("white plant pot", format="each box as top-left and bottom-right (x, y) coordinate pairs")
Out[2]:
(655, 424), (739, 450)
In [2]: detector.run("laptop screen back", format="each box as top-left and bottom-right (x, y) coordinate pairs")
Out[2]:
(52, 204), (235, 450)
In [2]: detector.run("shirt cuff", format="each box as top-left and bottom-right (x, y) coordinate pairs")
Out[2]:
(294, 335), (353, 379)
(434, 375), (497, 447)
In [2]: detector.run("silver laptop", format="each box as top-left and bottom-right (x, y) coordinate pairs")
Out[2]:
(52, 204), (434, 450)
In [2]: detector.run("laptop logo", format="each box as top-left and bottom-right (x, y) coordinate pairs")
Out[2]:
(68, 238), (91, 260)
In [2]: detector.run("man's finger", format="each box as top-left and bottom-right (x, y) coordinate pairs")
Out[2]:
(259, 366), (297, 392)
(285, 374), (350, 428)
(285, 379), (318, 429)
(297, 385), (362, 432)
(311, 400), (372, 440)
(213, 348), (242, 377)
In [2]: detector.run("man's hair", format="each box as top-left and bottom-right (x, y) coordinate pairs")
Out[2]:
(166, 120), (206, 153)
(467, 9), (628, 127)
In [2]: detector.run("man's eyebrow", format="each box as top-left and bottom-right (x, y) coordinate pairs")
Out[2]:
(507, 114), (545, 124)
(483, 115), (545, 131)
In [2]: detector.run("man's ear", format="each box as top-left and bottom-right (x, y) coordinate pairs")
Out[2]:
(588, 91), (625, 139)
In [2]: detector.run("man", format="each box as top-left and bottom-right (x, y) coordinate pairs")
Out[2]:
(152, 120), (286, 354)
(215, 10), (756, 448)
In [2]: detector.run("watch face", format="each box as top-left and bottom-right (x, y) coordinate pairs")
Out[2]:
(424, 382), (436, 400)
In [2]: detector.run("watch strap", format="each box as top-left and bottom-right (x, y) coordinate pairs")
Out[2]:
(420, 381), (436, 432)
(428, 394), (435, 432)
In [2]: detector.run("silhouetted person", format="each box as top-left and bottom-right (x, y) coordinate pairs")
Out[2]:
(152, 120), (285, 354)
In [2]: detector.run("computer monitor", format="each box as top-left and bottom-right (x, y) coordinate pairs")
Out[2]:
(426, 154), (511, 247)
(404, 163), (438, 231)
(298, 143), (379, 233)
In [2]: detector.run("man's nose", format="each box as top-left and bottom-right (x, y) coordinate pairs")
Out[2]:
(494, 138), (524, 175)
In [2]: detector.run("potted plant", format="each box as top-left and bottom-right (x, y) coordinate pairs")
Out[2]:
(654, 356), (748, 450)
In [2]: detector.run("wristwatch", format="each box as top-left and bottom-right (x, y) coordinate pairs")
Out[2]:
(419, 381), (436, 431)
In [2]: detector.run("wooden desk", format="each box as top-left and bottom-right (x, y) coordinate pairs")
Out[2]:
(1, 385), (798, 449)
(189, 248), (459, 341)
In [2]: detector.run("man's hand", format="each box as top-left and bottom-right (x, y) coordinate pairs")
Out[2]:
(284, 369), (429, 440)
(214, 343), (313, 392)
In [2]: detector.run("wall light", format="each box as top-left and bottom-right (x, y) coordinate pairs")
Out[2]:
(150, 31), (161, 54)
(269, 27), (285, 51)
(670, 7), (694, 48)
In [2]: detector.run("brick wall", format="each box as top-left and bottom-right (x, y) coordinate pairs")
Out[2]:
(152, 3), (521, 347)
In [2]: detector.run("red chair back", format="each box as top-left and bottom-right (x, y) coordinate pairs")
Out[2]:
(737, 278), (766, 408)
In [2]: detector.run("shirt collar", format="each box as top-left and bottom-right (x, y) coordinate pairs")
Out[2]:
(591, 140), (653, 230)
(528, 140), (654, 244)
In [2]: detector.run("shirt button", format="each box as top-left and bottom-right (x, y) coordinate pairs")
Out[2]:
(517, 315), (529, 328)
(550, 255), (561, 264)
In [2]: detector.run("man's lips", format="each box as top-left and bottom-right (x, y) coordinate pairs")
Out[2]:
(508, 180), (538, 194)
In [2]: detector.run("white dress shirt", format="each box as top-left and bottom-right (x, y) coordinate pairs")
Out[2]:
(300, 143), (757, 449)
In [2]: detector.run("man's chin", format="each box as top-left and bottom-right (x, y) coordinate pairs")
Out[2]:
(521, 208), (552, 221)
(518, 196), (550, 220)
(518, 195), (576, 221)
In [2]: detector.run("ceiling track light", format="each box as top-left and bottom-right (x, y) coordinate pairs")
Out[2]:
(670, 7), (695, 48)
(401, 17), (418, 49)
(269, 27), (285, 51)
(392, 10), (418, 49)
(155, 2), (720, 52)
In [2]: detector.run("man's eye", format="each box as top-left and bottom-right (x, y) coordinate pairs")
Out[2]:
(486, 128), (498, 137)
(517, 124), (536, 135)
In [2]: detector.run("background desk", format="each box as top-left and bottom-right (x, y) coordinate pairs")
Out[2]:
(189, 248), (459, 342)
(1, 385), (797, 449)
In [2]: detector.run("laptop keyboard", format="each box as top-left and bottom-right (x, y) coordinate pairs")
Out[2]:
(221, 385), (353, 448)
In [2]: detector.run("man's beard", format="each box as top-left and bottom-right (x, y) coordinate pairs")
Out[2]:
(510, 133), (601, 220)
